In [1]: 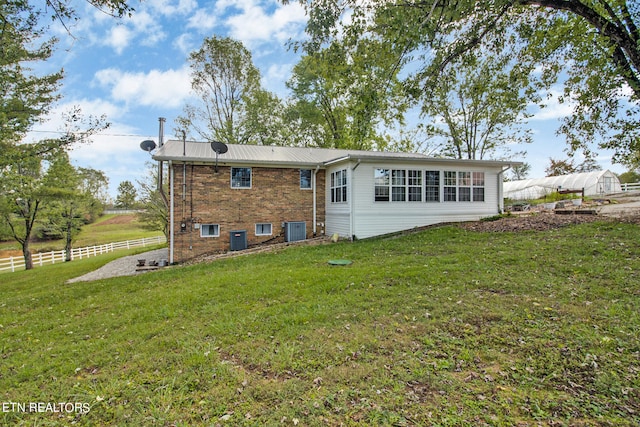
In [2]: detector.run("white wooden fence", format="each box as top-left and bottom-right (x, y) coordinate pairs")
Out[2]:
(0, 235), (166, 273)
(621, 182), (640, 192)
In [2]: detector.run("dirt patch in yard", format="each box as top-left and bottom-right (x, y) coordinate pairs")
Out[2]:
(459, 210), (640, 233)
(96, 214), (137, 226)
(459, 213), (604, 233)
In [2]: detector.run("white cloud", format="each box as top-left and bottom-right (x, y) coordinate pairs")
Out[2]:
(223, 1), (307, 46)
(94, 67), (193, 109)
(105, 25), (133, 54)
(148, 0), (198, 16)
(174, 33), (195, 55)
(187, 8), (218, 31)
(529, 89), (575, 121)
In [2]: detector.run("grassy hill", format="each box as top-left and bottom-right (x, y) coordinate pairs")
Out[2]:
(0, 214), (163, 255)
(1, 219), (639, 426)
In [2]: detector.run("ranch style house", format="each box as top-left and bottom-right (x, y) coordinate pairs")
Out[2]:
(152, 140), (519, 263)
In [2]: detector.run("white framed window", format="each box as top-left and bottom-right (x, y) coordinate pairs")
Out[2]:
(408, 170), (422, 201)
(331, 169), (347, 203)
(458, 171), (471, 201)
(473, 172), (485, 201)
(444, 171), (457, 201)
(425, 170), (440, 202)
(231, 167), (251, 188)
(374, 168), (390, 201)
(391, 170), (406, 201)
(443, 171), (485, 202)
(201, 224), (220, 237)
(255, 223), (272, 236)
(375, 169), (422, 202)
(300, 169), (312, 189)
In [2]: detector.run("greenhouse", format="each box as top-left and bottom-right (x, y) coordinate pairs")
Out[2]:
(504, 170), (622, 201)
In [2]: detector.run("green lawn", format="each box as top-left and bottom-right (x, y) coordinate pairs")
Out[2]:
(1, 221), (638, 426)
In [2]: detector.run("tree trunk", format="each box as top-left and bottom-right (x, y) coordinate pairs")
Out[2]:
(22, 242), (33, 270)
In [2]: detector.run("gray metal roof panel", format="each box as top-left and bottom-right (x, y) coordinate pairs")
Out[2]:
(152, 140), (432, 165)
(152, 140), (520, 168)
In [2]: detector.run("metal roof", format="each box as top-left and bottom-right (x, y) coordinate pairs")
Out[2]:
(152, 140), (518, 168)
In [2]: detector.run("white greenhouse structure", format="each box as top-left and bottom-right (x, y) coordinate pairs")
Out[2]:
(504, 170), (622, 200)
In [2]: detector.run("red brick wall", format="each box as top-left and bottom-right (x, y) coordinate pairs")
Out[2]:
(170, 163), (325, 262)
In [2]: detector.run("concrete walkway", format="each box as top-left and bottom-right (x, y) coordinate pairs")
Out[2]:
(66, 248), (168, 283)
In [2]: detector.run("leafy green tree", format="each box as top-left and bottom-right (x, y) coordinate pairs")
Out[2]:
(0, 111), (108, 268)
(291, 0), (640, 166)
(618, 170), (640, 183)
(178, 36), (275, 145)
(510, 163), (532, 181)
(545, 157), (602, 177)
(115, 180), (138, 209)
(38, 153), (87, 261)
(1, 0), (62, 159)
(136, 163), (168, 239)
(287, 39), (407, 150)
(421, 54), (535, 160)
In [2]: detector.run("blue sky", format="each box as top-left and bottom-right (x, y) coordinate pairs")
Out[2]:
(26, 0), (626, 199)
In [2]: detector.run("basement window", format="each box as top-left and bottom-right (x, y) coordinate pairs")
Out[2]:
(201, 224), (220, 237)
(231, 167), (251, 188)
(255, 223), (272, 236)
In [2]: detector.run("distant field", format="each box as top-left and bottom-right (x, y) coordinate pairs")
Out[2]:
(0, 214), (163, 256)
(1, 219), (638, 426)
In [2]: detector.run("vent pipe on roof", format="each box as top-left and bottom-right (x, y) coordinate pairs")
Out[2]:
(157, 117), (168, 207)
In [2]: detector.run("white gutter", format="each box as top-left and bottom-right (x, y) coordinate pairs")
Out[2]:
(498, 165), (513, 213)
(349, 160), (361, 240)
(169, 160), (175, 264)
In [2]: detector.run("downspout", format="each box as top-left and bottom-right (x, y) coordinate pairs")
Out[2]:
(169, 160), (175, 264)
(157, 117), (168, 207)
(499, 165), (513, 213)
(313, 165), (320, 236)
(350, 159), (361, 241)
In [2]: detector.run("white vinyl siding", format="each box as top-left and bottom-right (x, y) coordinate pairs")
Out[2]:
(344, 164), (501, 240)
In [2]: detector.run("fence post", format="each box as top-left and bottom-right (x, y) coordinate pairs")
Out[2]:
(10, 256), (15, 273)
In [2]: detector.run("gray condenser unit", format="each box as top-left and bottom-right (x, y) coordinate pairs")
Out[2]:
(229, 230), (247, 251)
(284, 222), (306, 242)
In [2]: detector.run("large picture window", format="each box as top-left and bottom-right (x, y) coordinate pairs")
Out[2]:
(374, 168), (486, 203)
(231, 167), (251, 188)
(331, 169), (347, 203)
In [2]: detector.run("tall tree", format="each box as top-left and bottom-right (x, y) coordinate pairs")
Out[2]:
(421, 54), (535, 160)
(39, 152), (86, 261)
(136, 163), (168, 239)
(287, 39), (407, 150)
(0, 110), (108, 269)
(115, 180), (137, 209)
(1, 0), (62, 158)
(290, 0), (640, 166)
(177, 36), (272, 145)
